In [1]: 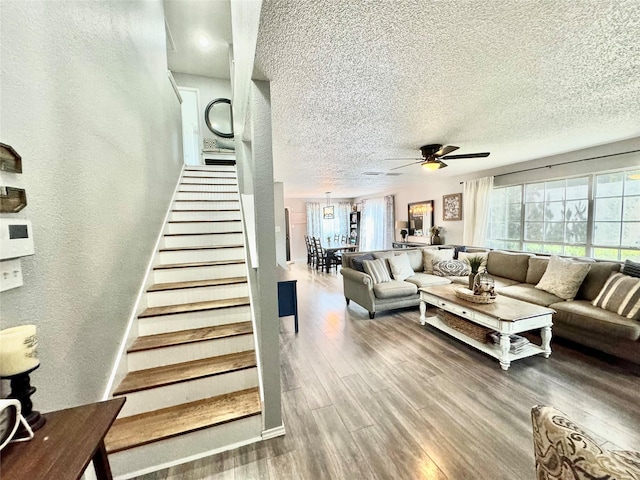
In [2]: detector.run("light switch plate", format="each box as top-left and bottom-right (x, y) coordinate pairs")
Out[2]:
(0, 258), (23, 291)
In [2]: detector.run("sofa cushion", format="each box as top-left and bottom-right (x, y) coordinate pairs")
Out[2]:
(491, 276), (521, 289)
(536, 256), (591, 300)
(373, 250), (398, 262)
(623, 259), (640, 278)
(404, 249), (424, 272)
(592, 272), (640, 320)
(433, 259), (470, 277)
(525, 257), (549, 285)
(405, 273), (452, 289)
(486, 251), (533, 283)
(576, 261), (621, 301)
(422, 248), (454, 274)
(552, 300), (640, 341)
(362, 258), (391, 284)
(388, 253), (415, 281)
(498, 283), (563, 307)
(351, 253), (375, 272)
(373, 280), (418, 299)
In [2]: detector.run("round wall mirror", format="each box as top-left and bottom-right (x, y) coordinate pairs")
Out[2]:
(204, 98), (234, 138)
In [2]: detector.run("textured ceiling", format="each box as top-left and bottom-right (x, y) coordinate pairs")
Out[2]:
(255, 0), (640, 198)
(164, 0), (232, 79)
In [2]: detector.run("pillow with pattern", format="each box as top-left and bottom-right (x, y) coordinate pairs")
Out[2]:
(422, 248), (454, 274)
(433, 259), (471, 277)
(592, 272), (640, 319)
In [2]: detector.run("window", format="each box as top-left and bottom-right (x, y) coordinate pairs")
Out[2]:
(593, 170), (640, 260)
(488, 167), (640, 261)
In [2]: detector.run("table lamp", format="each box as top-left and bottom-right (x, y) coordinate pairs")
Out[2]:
(0, 325), (46, 435)
(396, 221), (408, 242)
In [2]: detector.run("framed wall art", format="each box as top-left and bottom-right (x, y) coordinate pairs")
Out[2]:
(443, 193), (462, 221)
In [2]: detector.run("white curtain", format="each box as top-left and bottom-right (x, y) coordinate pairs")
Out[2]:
(361, 195), (394, 251)
(307, 201), (352, 242)
(306, 202), (322, 238)
(463, 176), (494, 246)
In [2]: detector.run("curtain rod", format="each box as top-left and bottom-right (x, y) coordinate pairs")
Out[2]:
(460, 149), (640, 184)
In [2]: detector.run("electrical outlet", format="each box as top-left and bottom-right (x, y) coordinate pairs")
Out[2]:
(0, 258), (23, 291)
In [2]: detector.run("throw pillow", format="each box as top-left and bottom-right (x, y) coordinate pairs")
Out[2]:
(362, 258), (391, 284)
(592, 272), (640, 320)
(458, 252), (488, 273)
(422, 248), (454, 274)
(535, 256), (591, 300)
(433, 259), (471, 277)
(388, 253), (415, 281)
(623, 259), (640, 279)
(351, 253), (375, 272)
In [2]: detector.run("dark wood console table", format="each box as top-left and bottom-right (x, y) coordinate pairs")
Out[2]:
(1, 397), (125, 480)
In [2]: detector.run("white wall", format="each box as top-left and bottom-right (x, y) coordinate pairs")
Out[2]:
(0, 1), (183, 411)
(171, 73), (233, 151)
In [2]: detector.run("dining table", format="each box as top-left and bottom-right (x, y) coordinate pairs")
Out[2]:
(322, 243), (357, 272)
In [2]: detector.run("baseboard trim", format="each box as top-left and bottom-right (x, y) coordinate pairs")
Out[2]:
(113, 435), (263, 480)
(262, 424), (286, 440)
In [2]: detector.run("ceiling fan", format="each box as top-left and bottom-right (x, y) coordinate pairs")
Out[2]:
(389, 144), (490, 171)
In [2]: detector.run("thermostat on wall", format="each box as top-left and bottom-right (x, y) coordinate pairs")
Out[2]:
(0, 219), (34, 260)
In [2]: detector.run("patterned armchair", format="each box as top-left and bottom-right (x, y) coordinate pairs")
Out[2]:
(531, 405), (640, 479)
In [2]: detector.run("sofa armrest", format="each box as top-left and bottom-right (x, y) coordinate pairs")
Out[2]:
(341, 267), (373, 287)
(341, 267), (377, 314)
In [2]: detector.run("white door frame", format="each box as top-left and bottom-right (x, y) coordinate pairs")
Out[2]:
(178, 87), (202, 165)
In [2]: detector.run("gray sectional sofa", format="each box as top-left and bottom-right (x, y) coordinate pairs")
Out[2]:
(341, 247), (640, 364)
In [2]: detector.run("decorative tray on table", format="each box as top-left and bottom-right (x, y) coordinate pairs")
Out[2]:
(454, 288), (497, 304)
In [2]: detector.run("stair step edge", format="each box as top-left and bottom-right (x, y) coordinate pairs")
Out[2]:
(138, 297), (250, 318)
(105, 387), (261, 454)
(153, 260), (245, 270)
(128, 322), (254, 353)
(148, 276), (247, 292)
(113, 350), (256, 395)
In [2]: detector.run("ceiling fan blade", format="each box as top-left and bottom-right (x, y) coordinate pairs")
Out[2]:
(384, 157), (422, 161)
(441, 152), (490, 159)
(434, 145), (459, 157)
(390, 160), (423, 171)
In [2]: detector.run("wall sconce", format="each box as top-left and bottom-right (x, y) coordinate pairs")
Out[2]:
(0, 325), (45, 436)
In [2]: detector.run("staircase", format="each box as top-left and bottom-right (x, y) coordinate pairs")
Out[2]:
(105, 165), (263, 478)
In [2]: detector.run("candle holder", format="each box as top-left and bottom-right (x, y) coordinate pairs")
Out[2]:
(0, 325), (45, 436)
(2, 366), (45, 435)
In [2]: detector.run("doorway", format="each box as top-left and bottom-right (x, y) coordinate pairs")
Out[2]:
(179, 88), (201, 165)
(285, 208), (291, 262)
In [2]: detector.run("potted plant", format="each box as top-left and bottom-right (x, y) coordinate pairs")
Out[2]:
(466, 255), (485, 290)
(430, 226), (442, 245)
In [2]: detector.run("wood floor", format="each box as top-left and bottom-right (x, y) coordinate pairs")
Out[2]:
(134, 262), (640, 480)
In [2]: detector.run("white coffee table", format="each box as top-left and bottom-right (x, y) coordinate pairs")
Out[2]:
(419, 284), (554, 370)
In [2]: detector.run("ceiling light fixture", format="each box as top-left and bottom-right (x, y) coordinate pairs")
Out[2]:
(323, 192), (334, 219)
(197, 34), (211, 50)
(421, 159), (443, 171)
